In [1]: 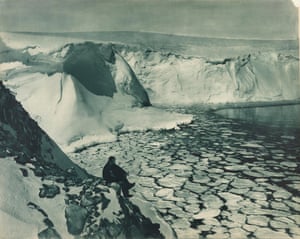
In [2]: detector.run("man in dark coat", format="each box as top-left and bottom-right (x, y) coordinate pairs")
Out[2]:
(103, 156), (135, 197)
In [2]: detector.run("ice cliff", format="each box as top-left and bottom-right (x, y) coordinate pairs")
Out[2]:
(63, 42), (150, 106)
(0, 82), (170, 239)
(1, 40), (192, 151)
(121, 48), (300, 105)
(2, 35), (298, 149)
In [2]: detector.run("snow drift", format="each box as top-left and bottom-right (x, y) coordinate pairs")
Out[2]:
(0, 39), (192, 151)
(121, 48), (300, 105)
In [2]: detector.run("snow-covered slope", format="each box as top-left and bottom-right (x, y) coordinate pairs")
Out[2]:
(0, 82), (83, 238)
(0, 81), (88, 177)
(1, 40), (192, 151)
(122, 49), (300, 105)
(0, 82), (172, 239)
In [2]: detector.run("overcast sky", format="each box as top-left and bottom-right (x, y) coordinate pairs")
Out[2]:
(0, 0), (298, 39)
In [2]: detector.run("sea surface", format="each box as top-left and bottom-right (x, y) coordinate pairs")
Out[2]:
(216, 104), (300, 129)
(70, 104), (300, 239)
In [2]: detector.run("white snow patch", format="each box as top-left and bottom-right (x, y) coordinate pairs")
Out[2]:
(25, 46), (43, 56)
(0, 62), (27, 71)
(64, 134), (117, 153)
(0, 158), (72, 239)
(0, 210), (38, 239)
(241, 143), (264, 148)
(103, 105), (193, 133)
(100, 186), (122, 223)
(131, 197), (176, 239)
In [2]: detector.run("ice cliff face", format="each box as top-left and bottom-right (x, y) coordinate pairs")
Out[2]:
(3, 36), (296, 149)
(0, 82), (168, 239)
(121, 48), (300, 105)
(63, 42), (150, 106)
(63, 42), (117, 97)
(2, 41), (150, 106)
(1, 41), (154, 149)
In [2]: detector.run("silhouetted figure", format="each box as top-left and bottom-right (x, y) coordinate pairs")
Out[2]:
(103, 156), (135, 197)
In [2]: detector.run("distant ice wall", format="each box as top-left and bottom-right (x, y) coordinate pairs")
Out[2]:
(121, 49), (300, 105)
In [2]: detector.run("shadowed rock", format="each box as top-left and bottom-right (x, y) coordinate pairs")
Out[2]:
(39, 184), (60, 198)
(38, 228), (61, 239)
(65, 204), (88, 235)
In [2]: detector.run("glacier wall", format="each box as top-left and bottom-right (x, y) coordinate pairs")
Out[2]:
(1, 35), (298, 149)
(121, 49), (300, 105)
(1, 42), (153, 147)
(1, 41), (192, 150)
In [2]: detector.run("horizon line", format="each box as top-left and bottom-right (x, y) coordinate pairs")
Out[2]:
(3, 30), (298, 42)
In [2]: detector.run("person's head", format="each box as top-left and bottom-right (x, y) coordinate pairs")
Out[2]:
(108, 156), (116, 164)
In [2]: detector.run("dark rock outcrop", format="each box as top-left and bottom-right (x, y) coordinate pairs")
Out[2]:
(65, 204), (88, 235)
(39, 184), (61, 198)
(38, 228), (62, 239)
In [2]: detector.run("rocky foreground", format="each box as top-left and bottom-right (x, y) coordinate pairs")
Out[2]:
(70, 106), (300, 239)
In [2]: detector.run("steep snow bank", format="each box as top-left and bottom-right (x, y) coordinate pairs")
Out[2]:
(0, 82), (88, 177)
(122, 49), (300, 105)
